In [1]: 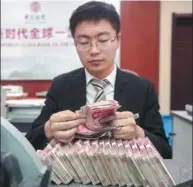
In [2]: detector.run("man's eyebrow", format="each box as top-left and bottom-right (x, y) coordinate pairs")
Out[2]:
(76, 32), (111, 39)
(76, 35), (90, 39)
(97, 32), (110, 37)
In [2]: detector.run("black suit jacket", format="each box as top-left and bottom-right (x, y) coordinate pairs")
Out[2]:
(26, 68), (172, 158)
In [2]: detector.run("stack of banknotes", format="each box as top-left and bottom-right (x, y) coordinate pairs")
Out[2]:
(76, 100), (120, 139)
(37, 138), (175, 187)
(37, 100), (175, 186)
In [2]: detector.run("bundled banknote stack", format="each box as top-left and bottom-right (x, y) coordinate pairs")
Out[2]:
(75, 100), (121, 139)
(37, 138), (175, 187)
(37, 100), (175, 187)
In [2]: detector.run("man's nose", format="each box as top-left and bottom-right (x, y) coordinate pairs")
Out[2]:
(89, 43), (101, 55)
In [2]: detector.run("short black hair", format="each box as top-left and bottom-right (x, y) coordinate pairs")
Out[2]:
(69, 1), (120, 38)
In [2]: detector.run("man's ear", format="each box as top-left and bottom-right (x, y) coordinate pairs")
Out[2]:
(117, 33), (121, 40)
(117, 33), (121, 47)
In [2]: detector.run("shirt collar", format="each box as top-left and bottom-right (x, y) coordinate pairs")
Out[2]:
(85, 64), (117, 87)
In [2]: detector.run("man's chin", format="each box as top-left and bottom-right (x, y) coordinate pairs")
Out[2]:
(88, 65), (105, 73)
(86, 66), (109, 79)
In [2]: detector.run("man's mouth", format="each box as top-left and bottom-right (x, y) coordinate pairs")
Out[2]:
(89, 59), (104, 63)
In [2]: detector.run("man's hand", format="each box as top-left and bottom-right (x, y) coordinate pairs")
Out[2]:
(100, 111), (145, 140)
(44, 110), (85, 144)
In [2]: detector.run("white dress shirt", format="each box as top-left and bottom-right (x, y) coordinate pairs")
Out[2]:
(85, 64), (117, 104)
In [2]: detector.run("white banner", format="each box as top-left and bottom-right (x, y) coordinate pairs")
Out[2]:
(1, 0), (120, 80)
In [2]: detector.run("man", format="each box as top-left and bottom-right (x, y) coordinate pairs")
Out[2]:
(26, 1), (172, 158)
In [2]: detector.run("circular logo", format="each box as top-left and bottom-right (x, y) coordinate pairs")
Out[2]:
(30, 1), (41, 13)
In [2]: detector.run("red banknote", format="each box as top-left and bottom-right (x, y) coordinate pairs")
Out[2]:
(76, 100), (120, 139)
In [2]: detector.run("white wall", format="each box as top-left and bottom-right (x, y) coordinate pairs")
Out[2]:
(1, 0), (120, 80)
(159, 1), (192, 114)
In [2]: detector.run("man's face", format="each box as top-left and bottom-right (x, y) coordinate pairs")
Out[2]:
(74, 19), (120, 78)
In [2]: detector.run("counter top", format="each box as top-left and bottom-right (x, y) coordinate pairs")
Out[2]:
(171, 110), (192, 122)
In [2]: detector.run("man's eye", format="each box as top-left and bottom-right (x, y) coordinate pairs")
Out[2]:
(98, 39), (108, 43)
(79, 42), (89, 45)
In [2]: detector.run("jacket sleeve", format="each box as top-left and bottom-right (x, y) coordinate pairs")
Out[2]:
(142, 82), (172, 159)
(25, 78), (58, 150)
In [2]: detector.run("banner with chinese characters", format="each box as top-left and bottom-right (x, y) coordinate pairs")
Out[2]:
(1, 0), (120, 80)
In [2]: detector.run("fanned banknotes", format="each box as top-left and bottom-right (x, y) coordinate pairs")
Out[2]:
(76, 100), (120, 139)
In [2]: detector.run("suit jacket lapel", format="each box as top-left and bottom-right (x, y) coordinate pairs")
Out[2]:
(114, 68), (132, 112)
(70, 68), (86, 110)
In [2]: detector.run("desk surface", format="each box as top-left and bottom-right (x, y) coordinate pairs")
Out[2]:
(171, 110), (192, 122)
(50, 158), (192, 187)
(6, 98), (45, 108)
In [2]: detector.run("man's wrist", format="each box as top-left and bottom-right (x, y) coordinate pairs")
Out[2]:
(136, 125), (145, 139)
(44, 120), (53, 141)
